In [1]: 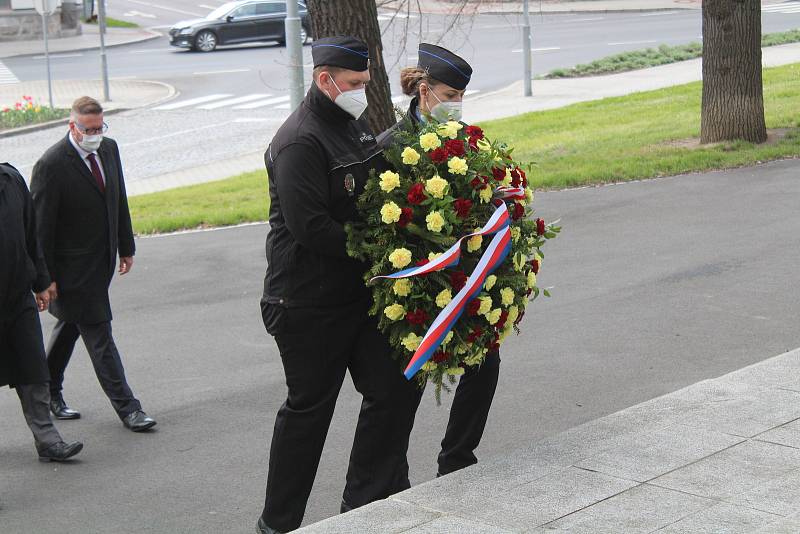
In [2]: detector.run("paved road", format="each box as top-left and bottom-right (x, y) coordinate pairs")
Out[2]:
(2, 159), (799, 533)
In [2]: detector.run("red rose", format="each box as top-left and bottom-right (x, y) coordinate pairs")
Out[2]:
(465, 125), (483, 139)
(405, 309), (429, 326)
(432, 350), (449, 363)
(531, 258), (540, 274)
(467, 299), (481, 316)
(468, 136), (480, 152)
(407, 183), (426, 205)
(453, 198), (473, 219)
(492, 167), (506, 181)
(467, 326), (483, 342)
(429, 147), (449, 164)
(449, 270), (467, 292)
(511, 202), (525, 221)
(536, 218), (546, 236)
(470, 177), (484, 190)
(398, 207), (413, 228)
(444, 139), (465, 157)
(495, 310), (510, 331)
(514, 310), (525, 326)
(510, 167), (522, 187)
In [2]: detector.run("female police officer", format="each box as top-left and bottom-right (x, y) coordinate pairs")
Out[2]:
(376, 43), (502, 478)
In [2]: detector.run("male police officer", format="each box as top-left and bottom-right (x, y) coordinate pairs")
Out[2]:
(257, 36), (421, 534)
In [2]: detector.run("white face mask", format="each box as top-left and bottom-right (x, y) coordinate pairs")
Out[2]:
(427, 86), (463, 122)
(78, 133), (103, 152)
(326, 75), (368, 120)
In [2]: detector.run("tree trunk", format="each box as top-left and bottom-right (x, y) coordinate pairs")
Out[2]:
(701, 0), (767, 144)
(306, 0), (396, 134)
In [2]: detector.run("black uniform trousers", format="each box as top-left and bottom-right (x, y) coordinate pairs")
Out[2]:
(437, 348), (501, 476)
(46, 319), (141, 420)
(261, 298), (421, 532)
(1, 295), (63, 452)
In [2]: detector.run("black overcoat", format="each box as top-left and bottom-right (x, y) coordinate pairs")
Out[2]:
(0, 163), (51, 387)
(30, 134), (135, 324)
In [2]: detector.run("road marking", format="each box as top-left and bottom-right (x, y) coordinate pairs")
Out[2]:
(465, 89), (480, 97)
(32, 53), (83, 59)
(761, 1), (800, 11)
(124, 122), (227, 147)
(193, 68), (252, 75)
(129, 49), (166, 54)
(0, 60), (20, 85)
(608, 40), (658, 46)
(233, 118), (272, 123)
(639, 10), (680, 16)
(512, 47), (561, 52)
(198, 93), (271, 109)
(198, 4), (219, 9)
(377, 11), (418, 21)
(568, 17), (605, 22)
(233, 95), (291, 109)
(154, 94), (232, 110)
(123, 10), (157, 18)
(125, 0), (203, 17)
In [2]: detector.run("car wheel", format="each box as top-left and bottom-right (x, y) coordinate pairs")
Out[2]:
(299, 25), (308, 45)
(195, 30), (217, 52)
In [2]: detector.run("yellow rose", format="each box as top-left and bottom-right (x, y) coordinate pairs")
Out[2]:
(477, 138), (491, 152)
(402, 147), (421, 165)
(443, 331), (454, 345)
(437, 121), (462, 139)
(486, 308), (502, 325)
(484, 274), (497, 291)
(465, 352), (484, 366)
(502, 167), (512, 186)
(393, 278), (411, 297)
(513, 252), (525, 272)
(446, 367), (465, 376)
(380, 201), (402, 224)
(510, 227), (521, 242)
(499, 324), (513, 342)
(448, 157), (468, 176)
(455, 344), (469, 355)
(389, 248), (412, 269)
(426, 211), (445, 233)
(478, 185), (493, 203)
(500, 287), (515, 307)
(401, 332), (422, 352)
(379, 170), (400, 193)
(435, 288), (452, 308)
(525, 188), (535, 203)
(428, 252), (442, 261)
(419, 132), (441, 151)
(467, 234), (482, 253)
(527, 271), (537, 288)
(507, 305), (519, 325)
(478, 295), (492, 316)
(384, 304), (406, 321)
(425, 175), (449, 199)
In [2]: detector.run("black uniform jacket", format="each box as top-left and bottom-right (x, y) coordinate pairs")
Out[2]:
(0, 163), (51, 387)
(263, 83), (390, 308)
(30, 134), (136, 324)
(377, 97), (422, 151)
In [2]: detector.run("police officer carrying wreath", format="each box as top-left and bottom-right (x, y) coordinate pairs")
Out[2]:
(377, 44), (502, 478)
(256, 36), (421, 534)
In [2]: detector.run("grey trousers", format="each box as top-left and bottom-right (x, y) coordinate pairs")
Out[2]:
(16, 382), (62, 452)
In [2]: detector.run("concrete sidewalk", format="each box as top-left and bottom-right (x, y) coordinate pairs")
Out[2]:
(0, 22), (160, 59)
(298, 348), (800, 533)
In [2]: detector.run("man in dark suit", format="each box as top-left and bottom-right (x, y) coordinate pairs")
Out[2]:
(30, 96), (156, 433)
(1, 161), (83, 461)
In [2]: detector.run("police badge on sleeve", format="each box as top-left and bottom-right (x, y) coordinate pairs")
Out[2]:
(344, 173), (355, 196)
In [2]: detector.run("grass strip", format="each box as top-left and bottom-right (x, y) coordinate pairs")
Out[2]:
(544, 28), (800, 78)
(128, 63), (800, 234)
(86, 17), (140, 28)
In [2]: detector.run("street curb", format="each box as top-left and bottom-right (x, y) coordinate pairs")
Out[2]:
(0, 28), (162, 60)
(0, 80), (177, 139)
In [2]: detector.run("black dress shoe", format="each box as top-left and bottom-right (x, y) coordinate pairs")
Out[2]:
(38, 441), (83, 462)
(122, 410), (157, 432)
(256, 517), (282, 534)
(50, 395), (81, 420)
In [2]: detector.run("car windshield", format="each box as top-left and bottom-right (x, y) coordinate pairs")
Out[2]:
(207, 2), (239, 19)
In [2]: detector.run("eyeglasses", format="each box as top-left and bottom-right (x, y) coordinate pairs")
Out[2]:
(75, 121), (109, 135)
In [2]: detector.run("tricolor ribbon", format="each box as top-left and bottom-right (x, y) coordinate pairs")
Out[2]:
(369, 201), (516, 380)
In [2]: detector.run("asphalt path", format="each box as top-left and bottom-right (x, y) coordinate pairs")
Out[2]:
(2, 159), (799, 533)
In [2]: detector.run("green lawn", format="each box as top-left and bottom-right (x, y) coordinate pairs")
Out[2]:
(128, 63), (800, 235)
(544, 28), (800, 78)
(86, 17), (140, 28)
(129, 170), (269, 234)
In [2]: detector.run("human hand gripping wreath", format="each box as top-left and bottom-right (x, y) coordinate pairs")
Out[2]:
(346, 118), (560, 399)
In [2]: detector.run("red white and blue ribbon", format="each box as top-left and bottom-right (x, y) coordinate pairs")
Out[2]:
(403, 226), (512, 379)
(369, 203), (511, 282)
(495, 186), (526, 201)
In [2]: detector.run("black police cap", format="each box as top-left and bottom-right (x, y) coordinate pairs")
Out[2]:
(418, 43), (472, 90)
(312, 36), (370, 71)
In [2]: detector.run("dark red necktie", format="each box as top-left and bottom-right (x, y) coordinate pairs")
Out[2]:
(86, 153), (105, 193)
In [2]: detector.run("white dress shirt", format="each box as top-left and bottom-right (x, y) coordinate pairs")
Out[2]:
(68, 132), (106, 187)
